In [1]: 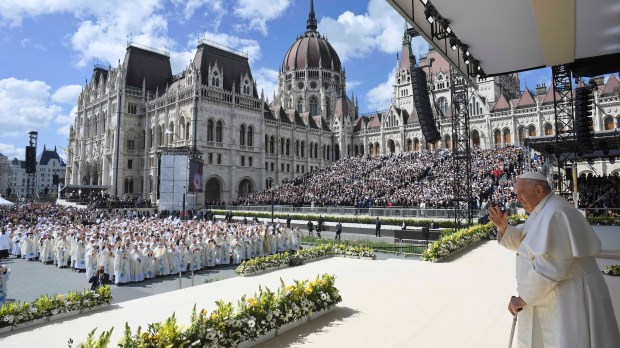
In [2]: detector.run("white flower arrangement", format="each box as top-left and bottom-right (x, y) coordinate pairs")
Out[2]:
(0, 286), (112, 329)
(79, 274), (342, 348)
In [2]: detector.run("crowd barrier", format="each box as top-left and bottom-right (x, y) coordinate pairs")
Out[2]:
(210, 204), (484, 220)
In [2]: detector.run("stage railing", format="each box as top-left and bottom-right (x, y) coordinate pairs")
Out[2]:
(210, 204), (483, 220)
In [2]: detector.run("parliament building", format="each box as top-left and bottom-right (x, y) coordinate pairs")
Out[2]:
(66, 2), (620, 207)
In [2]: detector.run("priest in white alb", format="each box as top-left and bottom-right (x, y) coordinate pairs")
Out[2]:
(488, 171), (620, 347)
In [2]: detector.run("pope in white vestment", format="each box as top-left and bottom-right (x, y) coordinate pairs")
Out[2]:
(491, 172), (620, 347)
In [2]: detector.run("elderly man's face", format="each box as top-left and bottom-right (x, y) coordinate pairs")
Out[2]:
(515, 179), (544, 213)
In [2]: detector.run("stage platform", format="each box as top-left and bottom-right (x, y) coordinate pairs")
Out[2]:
(3, 242), (619, 347)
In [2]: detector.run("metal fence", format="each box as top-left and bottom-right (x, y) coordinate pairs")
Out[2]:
(304, 231), (430, 256)
(211, 204), (483, 220)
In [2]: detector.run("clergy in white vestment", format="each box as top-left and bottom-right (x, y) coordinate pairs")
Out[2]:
(130, 245), (144, 282)
(489, 171), (620, 348)
(152, 243), (169, 276)
(142, 244), (155, 279)
(55, 237), (69, 268)
(85, 245), (99, 279)
(0, 264), (10, 305)
(11, 232), (22, 257)
(74, 240), (86, 271)
(113, 247), (131, 284)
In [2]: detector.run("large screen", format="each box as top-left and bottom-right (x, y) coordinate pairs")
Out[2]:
(159, 154), (189, 211)
(188, 160), (203, 192)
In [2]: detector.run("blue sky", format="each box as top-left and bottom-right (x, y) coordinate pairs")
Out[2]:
(0, 0), (551, 161)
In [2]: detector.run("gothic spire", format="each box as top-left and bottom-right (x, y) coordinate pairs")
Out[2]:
(307, 0), (317, 32)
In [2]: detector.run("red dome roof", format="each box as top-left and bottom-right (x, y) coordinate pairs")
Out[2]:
(282, 31), (342, 72)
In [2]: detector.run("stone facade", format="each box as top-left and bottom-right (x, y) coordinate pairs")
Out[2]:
(66, 4), (620, 208)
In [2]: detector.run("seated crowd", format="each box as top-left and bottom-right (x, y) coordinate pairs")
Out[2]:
(233, 147), (534, 210)
(0, 204), (301, 286)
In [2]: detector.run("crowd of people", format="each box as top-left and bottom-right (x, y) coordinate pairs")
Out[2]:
(577, 174), (620, 210)
(234, 147), (535, 210)
(0, 204), (303, 291)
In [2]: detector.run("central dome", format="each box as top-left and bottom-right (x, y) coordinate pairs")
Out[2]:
(281, 1), (341, 72)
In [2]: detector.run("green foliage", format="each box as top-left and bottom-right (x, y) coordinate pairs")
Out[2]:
(587, 215), (620, 226)
(603, 265), (620, 276)
(235, 244), (375, 275)
(73, 274), (342, 348)
(75, 328), (114, 348)
(421, 223), (496, 262)
(1, 286), (113, 329)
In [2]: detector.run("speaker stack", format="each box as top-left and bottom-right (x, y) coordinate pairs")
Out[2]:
(25, 146), (37, 174)
(411, 67), (441, 144)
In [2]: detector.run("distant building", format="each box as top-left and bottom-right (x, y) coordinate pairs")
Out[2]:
(67, 1), (620, 207)
(8, 145), (66, 197)
(0, 153), (10, 196)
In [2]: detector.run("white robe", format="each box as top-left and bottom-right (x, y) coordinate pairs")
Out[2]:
(500, 193), (620, 347)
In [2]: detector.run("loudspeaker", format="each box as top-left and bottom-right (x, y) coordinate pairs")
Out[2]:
(25, 146), (37, 174)
(411, 67), (441, 143)
(574, 86), (594, 153)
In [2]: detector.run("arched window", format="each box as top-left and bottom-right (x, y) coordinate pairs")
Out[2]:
(265, 135), (269, 153)
(216, 121), (223, 142)
(503, 128), (511, 145)
(374, 142), (380, 156)
(314, 143), (318, 158)
(186, 121), (190, 140)
(414, 138), (420, 152)
(301, 141), (305, 157)
(239, 125), (246, 146)
(528, 125), (536, 137)
(296, 140), (300, 157)
(297, 98), (303, 113)
(604, 116), (614, 130)
(471, 130), (480, 148)
(494, 129), (502, 147)
(325, 98), (330, 118)
(247, 126), (254, 146)
(544, 123), (553, 135)
(407, 139), (413, 152)
(437, 97), (449, 116)
(270, 136), (275, 154)
(444, 135), (452, 149)
(309, 96), (318, 115)
(207, 119), (214, 141)
(368, 143), (374, 156)
(280, 138), (285, 155)
(168, 122), (174, 144)
(211, 71), (220, 87)
(286, 139), (290, 155)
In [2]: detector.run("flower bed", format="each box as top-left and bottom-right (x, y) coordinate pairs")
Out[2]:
(72, 274), (342, 348)
(0, 286), (112, 331)
(603, 265), (620, 276)
(236, 244), (375, 275)
(421, 223), (496, 262)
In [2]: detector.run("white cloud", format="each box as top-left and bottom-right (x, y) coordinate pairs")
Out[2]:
(172, 0), (225, 27)
(70, 1), (170, 68)
(55, 105), (78, 138)
(234, 0), (292, 35)
(0, 78), (63, 138)
(318, 0), (405, 63)
(0, 143), (24, 160)
(366, 66), (396, 111)
(194, 31), (262, 64)
(0, 0), (89, 26)
(253, 67), (279, 102)
(347, 80), (362, 91)
(52, 85), (82, 104)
